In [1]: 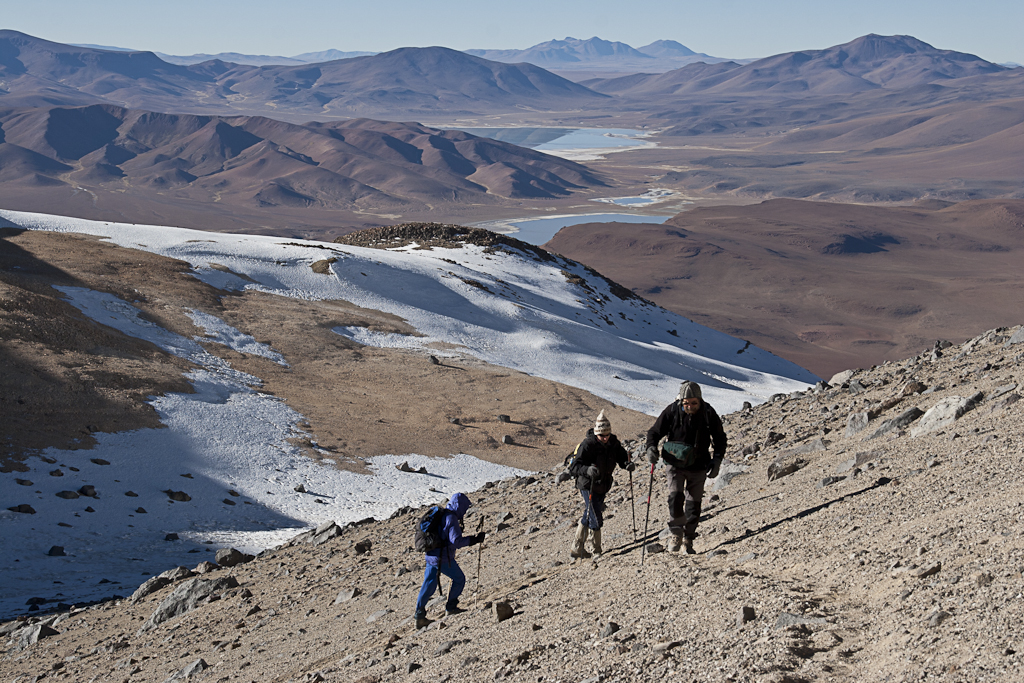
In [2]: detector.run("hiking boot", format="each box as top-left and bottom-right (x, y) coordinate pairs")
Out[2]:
(570, 523), (592, 559)
(445, 605), (467, 616)
(415, 616), (431, 629)
(683, 536), (695, 555)
(668, 534), (683, 553)
(590, 528), (603, 555)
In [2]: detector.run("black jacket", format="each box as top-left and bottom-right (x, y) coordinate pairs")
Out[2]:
(568, 429), (631, 496)
(645, 401), (727, 471)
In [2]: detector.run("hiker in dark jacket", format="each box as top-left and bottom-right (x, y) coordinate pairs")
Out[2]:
(567, 410), (635, 558)
(413, 492), (484, 629)
(646, 381), (727, 554)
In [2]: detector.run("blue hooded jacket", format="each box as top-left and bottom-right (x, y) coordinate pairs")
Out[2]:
(425, 492), (472, 566)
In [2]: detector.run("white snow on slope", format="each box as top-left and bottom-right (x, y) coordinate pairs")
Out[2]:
(0, 209), (818, 618)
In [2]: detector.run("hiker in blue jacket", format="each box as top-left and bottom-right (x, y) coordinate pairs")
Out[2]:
(414, 492), (484, 629)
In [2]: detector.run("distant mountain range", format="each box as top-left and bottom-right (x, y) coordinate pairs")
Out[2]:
(0, 31), (607, 121)
(71, 35), (725, 71)
(467, 36), (731, 72)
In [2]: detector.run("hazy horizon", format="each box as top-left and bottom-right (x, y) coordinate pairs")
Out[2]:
(4, 0), (1022, 66)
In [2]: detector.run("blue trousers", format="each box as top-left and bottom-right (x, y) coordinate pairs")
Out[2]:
(414, 558), (466, 617)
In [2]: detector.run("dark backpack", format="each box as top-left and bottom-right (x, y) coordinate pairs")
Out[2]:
(414, 506), (450, 552)
(562, 428), (594, 472)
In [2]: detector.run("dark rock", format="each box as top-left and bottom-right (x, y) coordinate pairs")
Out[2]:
(764, 431), (786, 447)
(497, 414), (511, 423)
(164, 490), (191, 502)
(737, 606), (757, 627)
(84, 506), (94, 512)
(125, 491), (139, 497)
(436, 639), (459, 655)
(901, 381), (927, 396)
(501, 435), (514, 445)
(227, 489), (240, 497)
(136, 507), (147, 513)
(78, 485), (98, 498)
(767, 457), (808, 482)
(867, 407), (924, 440)
(310, 521), (343, 546)
(165, 533), (180, 541)
(407, 663), (421, 674)
(15, 479), (33, 486)
(164, 657), (208, 681)
(130, 576), (171, 603)
(223, 498), (235, 506)
(354, 540), (372, 554)
(159, 566), (195, 581)
(493, 601), (514, 622)
(429, 355), (440, 365)
(928, 610), (952, 627)
(90, 458), (110, 465)
(47, 546), (66, 557)
(56, 491), (80, 499)
(600, 622), (620, 637)
(49, 469), (64, 477)
(645, 542), (665, 555)
(818, 476), (845, 488)
(138, 577), (238, 633)
(7, 504), (36, 514)
(215, 548), (254, 567)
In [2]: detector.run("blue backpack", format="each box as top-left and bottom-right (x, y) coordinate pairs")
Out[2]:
(414, 506), (450, 552)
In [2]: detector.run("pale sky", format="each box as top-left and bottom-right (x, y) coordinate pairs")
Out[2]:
(5, 0), (1023, 65)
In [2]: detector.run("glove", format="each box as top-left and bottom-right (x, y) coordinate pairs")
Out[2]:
(467, 532), (485, 546)
(624, 461), (636, 472)
(556, 471), (572, 484)
(708, 457), (723, 479)
(585, 465), (600, 479)
(646, 446), (659, 464)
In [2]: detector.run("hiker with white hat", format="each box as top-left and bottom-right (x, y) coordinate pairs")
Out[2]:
(645, 381), (728, 554)
(565, 410), (635, 558)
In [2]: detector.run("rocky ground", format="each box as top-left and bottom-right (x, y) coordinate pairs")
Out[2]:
(3, 325), (1022, 682)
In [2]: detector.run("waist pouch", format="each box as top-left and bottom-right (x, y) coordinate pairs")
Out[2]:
(662, 441), (699, 469)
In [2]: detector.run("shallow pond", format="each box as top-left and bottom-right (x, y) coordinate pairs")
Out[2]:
(476, 212), (669, 246)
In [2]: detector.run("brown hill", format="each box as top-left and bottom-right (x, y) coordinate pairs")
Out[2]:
(543, 198), (1024, 378)
(0, 31), (608, 121)
(0, 104), (607, 235)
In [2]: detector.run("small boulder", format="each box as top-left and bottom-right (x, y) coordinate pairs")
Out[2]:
(164, 490), (191, 502)
(493, 601), (514, 622)
(7, 504), (36, 514)
(737, 606), (757, 627)
(215, 548), (254, 567)
(193, 561), (219, 574)
(55, 491), (80, 499)
(47, 546), (66, 557)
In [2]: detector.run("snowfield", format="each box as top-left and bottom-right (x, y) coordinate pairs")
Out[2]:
(0, 209), (818, 617)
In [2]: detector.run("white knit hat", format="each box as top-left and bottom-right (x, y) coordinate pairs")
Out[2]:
(594, 410), (612, 436)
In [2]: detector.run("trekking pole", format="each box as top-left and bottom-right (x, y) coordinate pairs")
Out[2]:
(475, 514), (485, 593)
(628, 467), (637, 543)
(640, 463), (655, 566)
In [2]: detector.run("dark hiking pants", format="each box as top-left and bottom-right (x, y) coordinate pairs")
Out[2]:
(667, 466), (706, 539)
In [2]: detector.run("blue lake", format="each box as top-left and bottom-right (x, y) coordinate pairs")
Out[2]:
(476, 213), (669, 246)
(457, 127), (652, 154)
